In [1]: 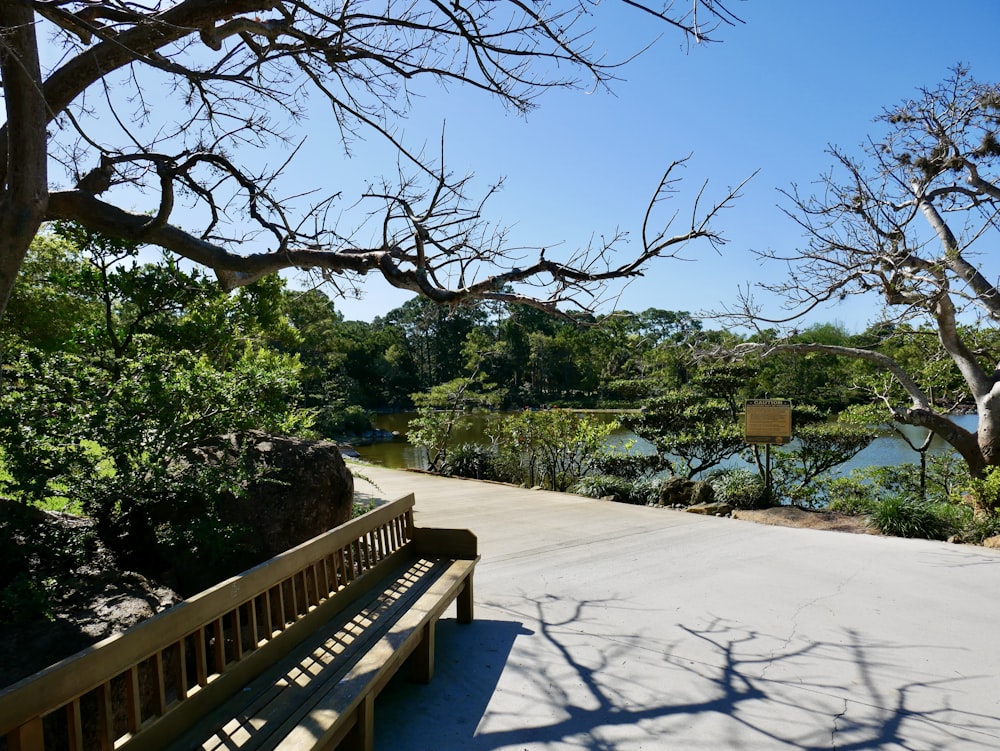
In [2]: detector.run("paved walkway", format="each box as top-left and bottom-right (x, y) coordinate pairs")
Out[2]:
(351, 464), (1000, 750)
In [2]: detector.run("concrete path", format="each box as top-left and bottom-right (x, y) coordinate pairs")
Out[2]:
(351, 464), (1000, 750)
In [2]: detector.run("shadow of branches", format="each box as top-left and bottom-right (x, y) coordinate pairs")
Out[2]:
(376, 594), (1000, 750)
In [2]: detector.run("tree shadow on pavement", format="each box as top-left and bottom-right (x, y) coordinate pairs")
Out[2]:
(373, 595), (1000, 750)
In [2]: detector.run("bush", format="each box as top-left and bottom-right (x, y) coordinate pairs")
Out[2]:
(570, 474), (639, 503)
(820, 476), (877, 515)
(955, 509), (1000, 544)
(570, 475), (665, 505)
(867, 495), (950, 540)
(590, 452), (661, 481)
(443, 443), (503, 481)
(0, 501), (98, 623)
(630, 477), (664, 505)
(967, 465), (1000, 512)
(709, 468), (769, 509)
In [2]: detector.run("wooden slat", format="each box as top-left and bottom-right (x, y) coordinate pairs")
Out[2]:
(96, 683), (113, 751)
(177, 639), (189, 701)
(231, 610), (244, 662)
(212, 619), (225, 675)
(248, 599), (260, 650)
(131, 547), (419, 751)
(413, 528), (478, 559)
(153, 651), (168, 716)
(195, 628), (209, 687)
(125, 666), (142, 733)
(7, 716), (44, 751)
(263, 590), (275, 639)
(269, 558), (477, 751)
(66, 698), (84, 751)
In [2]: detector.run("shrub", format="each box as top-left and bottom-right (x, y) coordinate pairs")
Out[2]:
(956, 509), (1000, 544)
(867, 495), (949, 540)
(570, 475), (638, 503)
(443, 443), (502, 481)
(709, 468), (769, 509)
(819, 475), (877, 515)
(630, 477), (664, 505)
(590, 451), (661, 481)
(967, 465), (1000, 512)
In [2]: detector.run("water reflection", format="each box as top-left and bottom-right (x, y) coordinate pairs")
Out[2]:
(354, 411), (978, 475)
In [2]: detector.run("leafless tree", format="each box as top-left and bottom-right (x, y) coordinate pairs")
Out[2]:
(0, 1), (744, 320)
(729, 66), (1000, 478)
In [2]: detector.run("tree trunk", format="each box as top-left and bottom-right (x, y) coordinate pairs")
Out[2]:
(0, 4), (49, 317)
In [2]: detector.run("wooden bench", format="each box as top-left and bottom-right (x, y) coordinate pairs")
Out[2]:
(0, 493), (478, 751)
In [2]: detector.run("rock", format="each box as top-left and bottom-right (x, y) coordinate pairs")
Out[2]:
(983, 534), (1000, 549)
(656, 476), (716, 507)
(686, 501), (734, 516)
(168, 431), (354, 592)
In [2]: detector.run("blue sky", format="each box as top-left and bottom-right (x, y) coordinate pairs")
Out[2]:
(286, 0), (1000, 331)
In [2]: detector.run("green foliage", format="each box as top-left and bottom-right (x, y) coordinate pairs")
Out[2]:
(569, 474), (661, 505)
(408, 373), (502, 472)
(352, 501), (377, 519)
(708, 468), (769, 510)
(491, 409), (617, 491)
(0, 227), (312, 590)
(570, 474), (637, 502)
(967, 465), (1000, 512)
(590, 450), (662, 481)
(0, 502), (99, 623)
(768, 418), (874, 506)
(627, 389), (744, 478)
(442, 443), (508, 481)
(867, 496), (950, 540)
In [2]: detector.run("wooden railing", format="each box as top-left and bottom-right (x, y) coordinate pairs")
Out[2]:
(0, 495), (418, 751)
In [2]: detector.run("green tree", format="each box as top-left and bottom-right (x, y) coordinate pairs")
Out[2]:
(626, 390), (744, 478)
(408, 373), (502, 472)
(0, 230), (310, 576)
(491, 410), (616, 490)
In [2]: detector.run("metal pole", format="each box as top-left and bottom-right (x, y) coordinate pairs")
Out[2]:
(764, 443), (772, 504)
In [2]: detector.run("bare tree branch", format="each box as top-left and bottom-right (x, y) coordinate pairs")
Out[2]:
(1, 1), (743, 318)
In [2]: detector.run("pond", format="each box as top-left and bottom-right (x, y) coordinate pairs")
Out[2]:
(353, 411), (979, 475)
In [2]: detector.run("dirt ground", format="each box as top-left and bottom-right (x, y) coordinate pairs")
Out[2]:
(732, 506), (879, 535)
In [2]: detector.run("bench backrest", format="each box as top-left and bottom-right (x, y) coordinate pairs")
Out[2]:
(0, 494), (419, 751)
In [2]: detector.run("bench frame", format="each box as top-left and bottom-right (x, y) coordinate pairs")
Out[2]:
(0, 493), (478, 751)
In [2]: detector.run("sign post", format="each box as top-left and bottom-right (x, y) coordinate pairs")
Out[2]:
(743, 399), (793, 503)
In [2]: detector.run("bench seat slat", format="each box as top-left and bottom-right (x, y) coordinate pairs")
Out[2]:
(181, 556), (475, 751)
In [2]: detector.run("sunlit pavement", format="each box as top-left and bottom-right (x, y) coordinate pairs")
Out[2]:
(351, 464), (1000, 750)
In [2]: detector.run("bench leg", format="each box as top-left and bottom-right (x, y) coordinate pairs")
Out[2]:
(411, 621), (436, 684)
(341, 693), (375, 751)
(457, 574), (474, 624)
(8, 719), (44, 751)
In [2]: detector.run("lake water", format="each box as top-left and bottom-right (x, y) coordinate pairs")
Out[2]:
(355, 411), (979, 475)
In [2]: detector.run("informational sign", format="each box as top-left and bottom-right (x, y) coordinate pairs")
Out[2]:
(744, 399), (792, 445)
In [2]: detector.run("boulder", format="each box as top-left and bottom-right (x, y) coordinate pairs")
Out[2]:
(168, 431), (354, 592)
(656, 476), (716, 508)
(983, 534), (1000, 550)
(686, 501), (734, 516)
